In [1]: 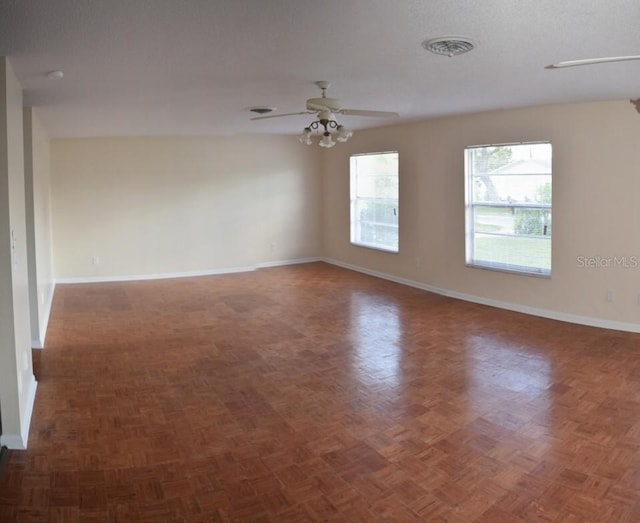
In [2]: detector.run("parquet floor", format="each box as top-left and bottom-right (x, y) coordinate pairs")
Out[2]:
(2, 262), (640, 522)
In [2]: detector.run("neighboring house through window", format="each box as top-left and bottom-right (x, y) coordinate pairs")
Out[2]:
(465, 142), (552, 276)
(350, 151), (399, 253)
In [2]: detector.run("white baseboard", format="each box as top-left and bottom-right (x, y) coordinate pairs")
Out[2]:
(32, 282), (56, 349)
(323, 257), (640, 334)
(0, 434), (24, 450)
(55, 265), (257, 284)
(55, 258), (323, 284)
(255, 256), (322, 269)
(0, 375), (38, 450)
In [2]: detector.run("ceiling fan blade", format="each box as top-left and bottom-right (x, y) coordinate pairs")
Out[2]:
(250, 111), (312, 121)
(546, 55), (640, 69)
(339, 108), (399, 118)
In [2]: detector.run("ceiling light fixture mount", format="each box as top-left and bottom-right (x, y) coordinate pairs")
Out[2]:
(422, 36), (475, 57)
(248, 106), (276, 115)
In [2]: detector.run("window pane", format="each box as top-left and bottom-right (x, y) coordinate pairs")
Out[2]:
(473, 206), (552, 237)
(350, 152), (399, 252)
(473, 235), (551, 272)
(472, 175), (552, 204)
(468, 143), (552, 176)
(466, 143), (552, 275)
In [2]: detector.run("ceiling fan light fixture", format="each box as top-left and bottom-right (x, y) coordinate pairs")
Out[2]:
(300, 113), (351, 148)
(319, 133), (335, 148)
(299, 120), (350, 147)
(298, 127), (313, 145)
(422, 36), (475, 57)
(336, 125), (353, 143)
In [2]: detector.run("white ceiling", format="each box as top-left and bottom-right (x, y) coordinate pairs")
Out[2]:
(1, 0), (639, 138)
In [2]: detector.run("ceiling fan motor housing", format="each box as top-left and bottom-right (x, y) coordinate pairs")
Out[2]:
(307, 97), (341, 111)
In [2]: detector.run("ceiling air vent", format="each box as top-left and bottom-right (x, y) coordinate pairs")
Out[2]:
(422, 37), (475, 57)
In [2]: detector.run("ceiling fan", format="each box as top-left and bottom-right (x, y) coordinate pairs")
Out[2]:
(546, 54), (640, 114)
(546, 54), (640, 69)
(250, 81), (399, 121)
(250, 81), (399, 147)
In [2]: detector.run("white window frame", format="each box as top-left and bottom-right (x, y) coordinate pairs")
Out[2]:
(465, 141), (552, 276)
(350, 151), (399, 253)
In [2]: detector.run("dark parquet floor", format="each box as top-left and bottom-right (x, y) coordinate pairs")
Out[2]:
(2, 262), (640, 521)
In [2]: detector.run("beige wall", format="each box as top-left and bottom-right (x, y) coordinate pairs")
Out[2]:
(323, 101), (640, 328)
(0, 57), (37, 449)
(47, 100), (640, 329)
(23, 107), (55, 347)
(51, 135), (322, 279)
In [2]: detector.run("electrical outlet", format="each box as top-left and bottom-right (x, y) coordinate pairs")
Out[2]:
(606, 289), (614, 302)
(92, 256), (100, 265)
(270, 242), (276, 252)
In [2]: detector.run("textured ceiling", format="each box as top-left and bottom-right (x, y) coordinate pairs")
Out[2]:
(1, 0), (639, 138)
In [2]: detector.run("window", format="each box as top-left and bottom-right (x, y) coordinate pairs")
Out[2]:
(465, 142), (552, 276)
(350, 151), (399, 252)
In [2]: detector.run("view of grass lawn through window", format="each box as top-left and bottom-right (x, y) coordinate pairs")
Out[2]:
(466, 143), (552, 275)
